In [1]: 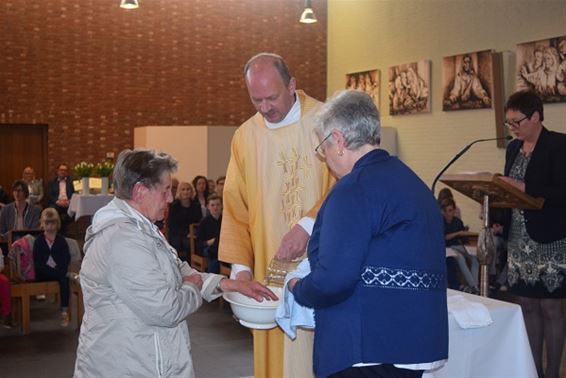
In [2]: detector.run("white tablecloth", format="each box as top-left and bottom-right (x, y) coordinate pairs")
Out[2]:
(425, 289), (537, 378)
(68, 194), (113, 219)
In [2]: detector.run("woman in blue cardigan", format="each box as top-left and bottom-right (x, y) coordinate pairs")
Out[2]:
(289, 90), (448, 378)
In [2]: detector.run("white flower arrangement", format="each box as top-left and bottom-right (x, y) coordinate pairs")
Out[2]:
(74, 162), (94, 178)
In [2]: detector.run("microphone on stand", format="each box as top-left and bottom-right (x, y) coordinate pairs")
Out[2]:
(431, 135), (512, 194)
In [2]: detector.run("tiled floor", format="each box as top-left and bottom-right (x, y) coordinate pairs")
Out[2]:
(0, 298), (254, 378)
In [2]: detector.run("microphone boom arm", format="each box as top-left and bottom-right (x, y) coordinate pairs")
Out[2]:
(431, 136), (511, 195)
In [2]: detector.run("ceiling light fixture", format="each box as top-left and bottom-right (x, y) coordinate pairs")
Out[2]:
(299, 0), (317, 24)
(120, 0), (139, 10)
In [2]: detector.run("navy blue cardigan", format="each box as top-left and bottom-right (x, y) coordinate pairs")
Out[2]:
(293, 149), (448, 377)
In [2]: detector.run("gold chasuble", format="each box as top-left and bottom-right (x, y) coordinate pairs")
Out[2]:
(220, 90), (334, 378)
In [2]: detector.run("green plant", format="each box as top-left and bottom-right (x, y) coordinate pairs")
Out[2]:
(74, 162), (94, 178)
(95, 161), (114, 177)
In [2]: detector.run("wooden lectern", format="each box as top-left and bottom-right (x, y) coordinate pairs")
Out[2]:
(440, 172), (544, 296)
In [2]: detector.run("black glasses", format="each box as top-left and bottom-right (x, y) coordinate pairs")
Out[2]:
(314, 133), (332, 159)
(505, 115), (529, 129)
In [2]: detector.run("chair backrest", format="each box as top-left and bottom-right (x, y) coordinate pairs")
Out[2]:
(8, 233), (82, 281)
(7, 230), (43, 282)
(65, 237), (82, 273)
(9, 234), (36, 282)
(188, 223), (207, 272)
(8, 229), (43, 245)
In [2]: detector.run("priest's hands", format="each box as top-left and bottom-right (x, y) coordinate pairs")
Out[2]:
(275, 224), (309, 261)
(235, 270), (253, 281)
(221, 279), (279, 302)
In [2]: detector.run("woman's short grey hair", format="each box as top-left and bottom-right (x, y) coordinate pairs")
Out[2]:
(316, 90), (381, 150)
(113, 149), (178, 200)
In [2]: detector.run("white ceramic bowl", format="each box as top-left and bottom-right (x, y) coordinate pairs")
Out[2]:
(223, 287), (282, 329)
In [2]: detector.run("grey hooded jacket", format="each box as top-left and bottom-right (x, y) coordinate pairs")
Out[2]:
(73, 198), (224, 378)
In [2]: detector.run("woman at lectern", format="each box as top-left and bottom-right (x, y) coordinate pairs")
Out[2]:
(500, 90), (566, 378)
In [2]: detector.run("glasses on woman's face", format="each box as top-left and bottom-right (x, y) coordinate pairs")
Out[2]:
(314, 133), (332, 159)
(505, 115), (529, 129)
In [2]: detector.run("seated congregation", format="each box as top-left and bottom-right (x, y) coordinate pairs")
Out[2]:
(0, 208), (82, 333)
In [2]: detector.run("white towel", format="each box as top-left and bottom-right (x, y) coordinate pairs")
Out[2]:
(448, 294), (493, 329)
(275, 259), (315, 339)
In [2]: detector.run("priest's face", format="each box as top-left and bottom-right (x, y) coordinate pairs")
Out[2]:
(246, 62), (296, 123)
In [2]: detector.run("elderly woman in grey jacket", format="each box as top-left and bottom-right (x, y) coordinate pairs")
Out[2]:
(73, 149), (276, 378)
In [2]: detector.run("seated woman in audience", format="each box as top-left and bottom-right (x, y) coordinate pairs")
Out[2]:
(167, 181), (202, 261)
(32, 208), (71, 327)
(197, 194), (222, 274)
(441, 198), (479, 294)
(22, 166), (44, 207)
(0, 180), (41, 240)
(192, 175), (210, 218)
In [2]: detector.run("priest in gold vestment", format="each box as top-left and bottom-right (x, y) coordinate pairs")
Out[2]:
(219, 53), (334, 378)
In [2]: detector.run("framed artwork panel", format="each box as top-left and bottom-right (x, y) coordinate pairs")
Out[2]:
(388, 60), (431, 116)
(345, 69), (381, 111)
(516, 35), (566, 103)
(442, 50), (494, 111)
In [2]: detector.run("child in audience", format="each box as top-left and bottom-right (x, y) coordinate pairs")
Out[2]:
(197, 194), (222, 274)
(33, 208), (71, 327)
(489, 209), (508, 291)
(441, 198), (480, 294)
(437, 188), (462, 219)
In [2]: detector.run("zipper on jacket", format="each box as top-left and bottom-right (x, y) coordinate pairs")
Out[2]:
(153, 332), (163, 378)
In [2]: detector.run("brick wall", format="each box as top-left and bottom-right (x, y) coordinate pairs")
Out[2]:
(0, 0), (327, 174)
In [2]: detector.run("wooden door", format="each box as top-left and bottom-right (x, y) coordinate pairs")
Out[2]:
(0, 124), (48, 203)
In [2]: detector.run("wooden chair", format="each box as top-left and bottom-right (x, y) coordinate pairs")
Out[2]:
(8, 232), (83, 334)
(188, 223), (207, 272)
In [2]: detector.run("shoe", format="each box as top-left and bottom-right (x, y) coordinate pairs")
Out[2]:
(499, 285), (508, 292)
(60, 311), (69, 327)
(36, 294), (46, 301)
(1, 314), (12, 329)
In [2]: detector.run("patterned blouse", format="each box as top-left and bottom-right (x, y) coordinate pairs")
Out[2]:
(507, 151), (566, 293)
